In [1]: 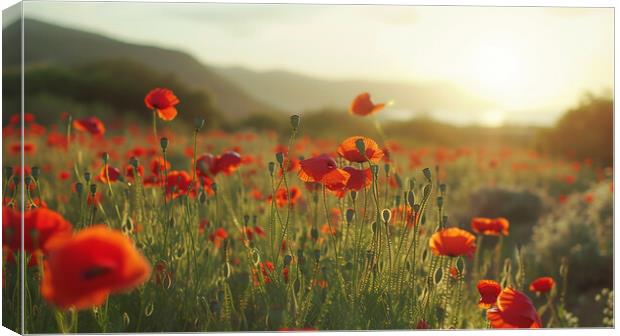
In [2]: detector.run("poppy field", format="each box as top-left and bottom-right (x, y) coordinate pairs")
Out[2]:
(1, 89), (614, 333)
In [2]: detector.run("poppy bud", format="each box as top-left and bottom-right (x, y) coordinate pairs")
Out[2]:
(345, 208), (355, 224)
(350, 190), (357, 201)
(75, 182), (84, 194)
(199, 191), (207, 204)
(355, 138), (366, 157)
(243, 214), (250, 226)
(439, 183), (447, 194)
(313, 249), (321, 262)
(25, 176), (32, 187)
(423, 168), (432, 181)
(381, 209), (392, 223)
(284, 255), (292, 266)
(102, 152), (110, 164)
(384, 163), (391, 175)
(408, 178), (416, 190)
(437, 196), (444, 208)
(294, 278), (301, 293)
(370, 164), (379, 176)
(413, 204), (420, 213)
(160, 137), (169, 150)
(423, 184), (431, 198)
(89, 183), (97, 194)
(129, 156), (139, 169)
(84, 171), (91, 183)
(268, 162), (275, 176)
(31, 166), (40, 180)
(4, 166), (13, 178)
(12, 176), (19, 186)
(194, 118), (205, 131)
(311, 227), (319, 241)
(406, 190), (415, 207)
(297, 249), (305, 265)
(290, 115), (300, 129)
(275, 152), (284, 165)
(252, 215), (257, 226)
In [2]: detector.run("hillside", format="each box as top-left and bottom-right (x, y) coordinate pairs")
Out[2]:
(3, 18), (275, 117)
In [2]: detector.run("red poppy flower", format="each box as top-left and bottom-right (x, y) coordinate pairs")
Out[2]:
(322, 168), (351, 192)
(477, 280), (502, 308)
(342, 166), (372, 191)
(2, 206), (72, 254)
(209, 228), (228, 248)
(471, 217), (509, 236)
(165, 171), (194, 200)
(337, 136), (384, 163)
(40, 225), (151, 310)
(298, 154), (338, 183)
(486, 287), (541, 329)
(144, 88), (180, 121)
(73, 117), (105, 136)
(97, 166), (121, 183)
(150, 156), (171, 177)
(273, 187), (301, 207)
(349, 92), (385, 116)
(428, 227), (476, 258)
(125, 165), (144, 180)
(212, 151), (242, 175)
(529, 277), (555, 294)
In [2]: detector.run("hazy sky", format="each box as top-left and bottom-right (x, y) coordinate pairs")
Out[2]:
(17, 2), (615, 125)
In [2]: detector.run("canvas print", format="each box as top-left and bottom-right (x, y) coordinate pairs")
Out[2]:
(1, 1), (614, 333)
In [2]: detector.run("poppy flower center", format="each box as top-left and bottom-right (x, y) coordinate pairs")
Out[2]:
(82, 266), (113, 280)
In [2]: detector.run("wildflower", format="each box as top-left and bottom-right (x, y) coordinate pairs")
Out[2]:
(342, 167), (372, 191)
(298, 154), (338, 183)
(2, 206), (72, 254)
(273, 187), (301, 207)
(529, 277), (555, 294)
(349, 92), (385, 116)
(97, 166), (121, 183)
(322, 168), (351, 192)
(73, 117), (105, 136)
(337, 136), (384, 163)
(212, 151), (242, 175)
(144, 88), (180, 121)
(209, 228), (228, 248)
(477, 280), (501, 308)
(486, 287), (541, 328)
(471, 217), (509, 236)
(165, 171), (195, 200)
(58, 171), (71, 181)
(40, 225), (151, 310)
(428, 227), (476, 258)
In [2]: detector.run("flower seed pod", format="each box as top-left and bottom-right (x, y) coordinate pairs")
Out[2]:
(437, 196), (444, 208)
(160, 137), (169, 150)
(408, 177), (416, 190)
(311, 227), (319, 241)
(199, 191), (207, 204)
(194, 118), (205, 131)
(129, 156), (139, 169)
(84, 171), (91, 183)
(275, 152), (284, 165)
(75, 182), (84, 194)
(268, 162), (275, 176)
(243, 214), (250, 226)
(423, 168), (432, 181)
(355, 138), (366, 157)
(370, 164), (379, 176)
(407, 190), (415, 207)
(384, 163), (390, 175)
(413, 204), (420, 213)
(102, 152), (110, 164)
(345, 208), (355, 224)
(4, 166), (13, 178)
(89, 183), (97, 194)
(381, 209), (392, 223)
(350, 190), (357, 201)
(31, 166), (40, 180)
(439, 183), (447, 195)
(290, 115), (300, 129)
(284, 255), (292, 266)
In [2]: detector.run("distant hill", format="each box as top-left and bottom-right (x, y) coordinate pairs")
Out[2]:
(4, 18), (494, 120)
(214, 67), (496, 119)
(3, 18), (275, 118)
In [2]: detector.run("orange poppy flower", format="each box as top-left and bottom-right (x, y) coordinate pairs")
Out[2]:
(150, 156), (171, 176)
(471, 217), (509, 236)
(337, 136), (384, 163)
(486, 287), (541, 329)
(165, 171), (195, 200)
(428, 227), (476, 258)
(73, 117), (105, 136)
(477, 280), (502, 308)
(349, 92), (385, 116)
(40, 225), (151, 310)
(273, 186), (301, 207)
(529, 277), (555, 294)
(212, 151), (242, 175)
(342, 167), (372, 191)
(298, 154), (338, 183)
(2, 206), (72, 254)
(322, 168), (351, 192)
(144, 88), (180, 121)
(209, 228), (228, 248)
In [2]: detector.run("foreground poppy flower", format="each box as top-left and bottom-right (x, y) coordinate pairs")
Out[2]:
(298, 154), (338, 183)
(322, 168), (351, 192)
(97, 166), (122, 183)
(40, 225), (151, 310)
(349, 92), (385, 116)
(337, 136), (384, 163)
(529, 277), (555, 294)
(73, 117), (106, 136)
(144, 88), (180, 121)
(209, 228), (228, 248)
(342, 167), (372, 191)
(471, 217), (509, 236)
(273, 186), (302, 207)
(486, 287), (541, 329)
(212, 151), (242, 175)
(165, 171), (195, 199)
(428, 227), (476, 258)
(477, 280), (502, 308)
(2, 206), (72, 254)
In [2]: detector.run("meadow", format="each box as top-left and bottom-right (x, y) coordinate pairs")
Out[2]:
(2, 90), (614, 332)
